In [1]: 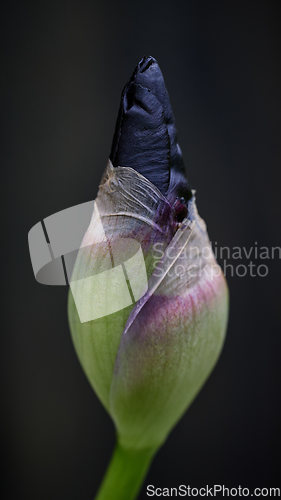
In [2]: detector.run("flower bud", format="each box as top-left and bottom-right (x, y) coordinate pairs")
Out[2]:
(68, 56), (228, 454)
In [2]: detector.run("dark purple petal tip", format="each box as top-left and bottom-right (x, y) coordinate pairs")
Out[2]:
(110, 56), (192, 204)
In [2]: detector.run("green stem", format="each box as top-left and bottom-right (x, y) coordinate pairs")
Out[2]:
(94, 441), (156, 500)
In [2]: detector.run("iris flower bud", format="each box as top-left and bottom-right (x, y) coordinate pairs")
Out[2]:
(68, 56), (228, 500)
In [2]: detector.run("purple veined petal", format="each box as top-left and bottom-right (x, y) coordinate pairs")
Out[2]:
(122, 218), (195, 336)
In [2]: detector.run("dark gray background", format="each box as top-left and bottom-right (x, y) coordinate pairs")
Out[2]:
(2, 1), (281, 498)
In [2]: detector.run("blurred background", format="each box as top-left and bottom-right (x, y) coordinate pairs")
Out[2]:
(2, 1), (281, 498)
